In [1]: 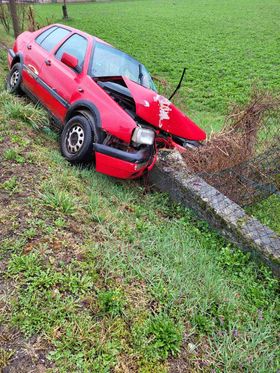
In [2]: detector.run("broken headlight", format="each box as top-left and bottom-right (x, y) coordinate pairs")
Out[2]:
(132, 127), (155, 145)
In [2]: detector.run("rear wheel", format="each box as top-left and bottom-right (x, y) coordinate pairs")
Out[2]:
(60, 115), (95, 163)
(6, 63), (22, 95)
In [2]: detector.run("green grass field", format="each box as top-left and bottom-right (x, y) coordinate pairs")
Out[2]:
(0, 1), (280, 371)
(34, 0), (280, 131)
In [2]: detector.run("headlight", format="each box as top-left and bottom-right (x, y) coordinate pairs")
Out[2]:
(132, 127), (155, 145)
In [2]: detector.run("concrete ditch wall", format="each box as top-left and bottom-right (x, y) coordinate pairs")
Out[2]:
(148, 150), (280, 277)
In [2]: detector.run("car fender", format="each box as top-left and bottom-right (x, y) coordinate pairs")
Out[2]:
(73, 77), (138, 144)
(65, 100), (103, 141)
(8, 51), (24, 69)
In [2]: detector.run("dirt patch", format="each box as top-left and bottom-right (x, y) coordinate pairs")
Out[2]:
(168, 330), (216, 373)
(0, 326), (53, 373)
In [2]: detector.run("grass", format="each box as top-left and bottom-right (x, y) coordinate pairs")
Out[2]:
(0, 3), (280, 371)
(247, 194), (280, 235)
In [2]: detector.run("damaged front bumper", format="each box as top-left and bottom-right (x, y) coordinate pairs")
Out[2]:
(93, 143), (156, 179)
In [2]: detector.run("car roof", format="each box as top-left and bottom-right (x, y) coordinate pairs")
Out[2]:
(52, 23), (112, 47)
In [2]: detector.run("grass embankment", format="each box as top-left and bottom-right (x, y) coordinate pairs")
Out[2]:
(0, 46), (279, 371)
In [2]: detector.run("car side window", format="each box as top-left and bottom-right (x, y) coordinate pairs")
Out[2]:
(55, 34), (88, 69)
(35, 26), (57, 45)
(36, 27), (70, 52)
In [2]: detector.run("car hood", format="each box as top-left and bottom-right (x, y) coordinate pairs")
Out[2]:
(123, 77), (206, 141)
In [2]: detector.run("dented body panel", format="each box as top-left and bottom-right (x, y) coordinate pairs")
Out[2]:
(123, 77), (206, 141)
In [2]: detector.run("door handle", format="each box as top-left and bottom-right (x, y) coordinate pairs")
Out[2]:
(45, 59), (51, 66)
(27, 44), (32, 50)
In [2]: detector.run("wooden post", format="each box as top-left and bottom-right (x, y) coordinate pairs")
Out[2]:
(62, 0), (68, 19)
(9, 0), (20, 38)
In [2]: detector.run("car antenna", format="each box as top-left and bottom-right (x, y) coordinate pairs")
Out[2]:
(169, 67), (186, 101)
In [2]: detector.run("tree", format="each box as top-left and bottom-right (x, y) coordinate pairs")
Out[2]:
(9, 0), (20, 38)
(62, 0), (68, 20)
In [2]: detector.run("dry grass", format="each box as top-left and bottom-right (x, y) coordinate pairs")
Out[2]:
(181, 90), (280, 205)
(183, 90), (280, 174)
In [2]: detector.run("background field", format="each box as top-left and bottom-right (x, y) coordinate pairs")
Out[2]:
(35, 0), (280, 131)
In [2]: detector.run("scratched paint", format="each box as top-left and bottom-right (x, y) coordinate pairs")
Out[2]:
(153, 94), (172, 128)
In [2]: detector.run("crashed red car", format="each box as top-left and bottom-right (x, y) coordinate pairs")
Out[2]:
(6, 24), (206, 179)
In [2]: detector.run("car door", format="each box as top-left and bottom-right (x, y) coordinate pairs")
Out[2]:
(22, 26), (71, 102)
(38, 33), (89, 122)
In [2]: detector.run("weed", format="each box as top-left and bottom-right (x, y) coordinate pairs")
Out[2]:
(10, 134), (29, 147)
(0, 348), (14, 369)
(218, 245), (251, 275)
(97, 289), (126, 317)
(133, 313), (183, 360)
(41, 186), (76, 215)
(7, 252), (42, 278)
(0, 176), (18, 193)
(54, 217), (67, 228)
(3, 148), (25, 164)
(22, 227), (38, 240)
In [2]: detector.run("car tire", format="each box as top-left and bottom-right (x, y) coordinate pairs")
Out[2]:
(60, 115), (95, 164)
(6, 63), (23, 95)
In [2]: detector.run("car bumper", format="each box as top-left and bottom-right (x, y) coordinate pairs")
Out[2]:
(93, 143), (156, 179)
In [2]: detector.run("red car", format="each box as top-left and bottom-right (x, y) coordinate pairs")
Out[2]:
(6, 24), (206, 179)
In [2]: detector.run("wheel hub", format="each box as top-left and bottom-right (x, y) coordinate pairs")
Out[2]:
(10, 70), (20, 88)
(66, 125), (85, 153)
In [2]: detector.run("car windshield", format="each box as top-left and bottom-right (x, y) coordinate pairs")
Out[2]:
(90, 41), (157, 91)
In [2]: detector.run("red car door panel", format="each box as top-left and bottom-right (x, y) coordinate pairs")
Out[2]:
(22, 41), (49, 98)
(35, 32), (89, 122)
(22, 26), (72, 116)
(39, 58), (84, 121)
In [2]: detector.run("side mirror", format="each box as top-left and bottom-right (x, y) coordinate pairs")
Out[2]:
(61, 52), (80, 72)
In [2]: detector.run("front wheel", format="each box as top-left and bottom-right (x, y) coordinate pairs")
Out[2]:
(60, 115), (95, 163)
(6, 63), (22, 95)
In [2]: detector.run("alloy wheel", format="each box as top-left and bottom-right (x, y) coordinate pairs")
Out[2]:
(10, 70), (20, 88)
(66, 124), (85, 153)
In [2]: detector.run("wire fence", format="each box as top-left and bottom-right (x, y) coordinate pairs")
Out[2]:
(199, 144), (280, 206)
(182, 91), (280, 206)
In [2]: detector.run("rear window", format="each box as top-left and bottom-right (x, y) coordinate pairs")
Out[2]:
(36, 26), (70, 52)
(35, 26), (57, 45)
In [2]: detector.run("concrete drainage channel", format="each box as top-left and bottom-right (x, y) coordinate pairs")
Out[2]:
(148, 150), (280, 278)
